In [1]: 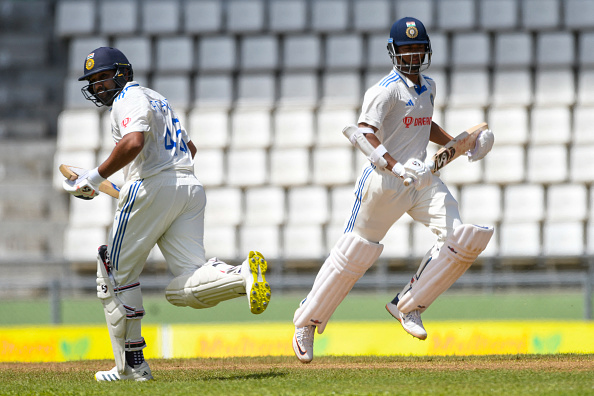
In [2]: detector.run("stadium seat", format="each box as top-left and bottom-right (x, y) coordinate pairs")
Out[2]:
(449, 69), (489, 107)
(492, 69), (532, 106)
(395, 1), (434, 28)
(226, 0), (265, 33)
(230, 108), (272, 149)
(439, 155), (483, 186)
(563, 0), (594, 30)
(278, 72), (318, 108)
(236, 74), (275, 109)
(487, 107), (529, 145)
(573, 106), (594, 144)
(503, 184), (545, 223)
(577, 70), (594, 105)
(451, 33), (490, 68)
(353, 0), (390, 33)
(240, 35), (279, 71)
(63, 226), (107, 262)
(316, 107), (358, 147)
(570, 145), (594, 183)
(273, 108), (315, 148)
(527, 145), (567, 184)
(269, 0), (307, 32)
(141, 0), (180, 35)
(113, 37), (152, 74)
(152, 75), (191, 110)
(536, 32), (575, 68)
(57, 110), (101, 151)
(325, 34), (363, 70)
(187, 108), (229, 149)
(198, 36), (236, 72)
(311, 0), (349, 32)
(479, 0), (518, 31)
(534, 68), (575, 106)
(155, 37), (193, 73)
(547, 183), (588, 222)
(542, 221), (584, 256)
(203, 187), (242, 227)
(244, 186), (285, 226)
(366, 34), (392, 70)
(55, 0), (95, 37)
(283, 224), (325, 259)
(529, 106), (572, 145)
(193, 149), (225, 187)
(183, 0), (222, 34)
(493, 33), (532, 68)
(436, 0), (476, 31)
(381, 223), (412, 259)
(521, 0), (560, 30)
(312, 147), (355, 186)
(499, 222), (541, 257)
(98, 0), (137, 35)
(578, 32), (594, 67)
(204, 225), (238, 261)
(269, 148), (310, 187)
(287, 186), (329, 225)
(443, 108), (485, 136)
(329, 185), (355, 226)
(426, 33), (448, 69)
(194, 74), (234, 109)
(239, 225), (281, 260)
(282, 35), (321, 71)
(226, 149), (267, 187)
(321, 72), (361, 107)
(68, 194), (113, 227)
(459, 184), (502, 224)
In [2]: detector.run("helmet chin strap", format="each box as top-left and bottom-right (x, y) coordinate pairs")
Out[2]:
(81, 66), (131, 107)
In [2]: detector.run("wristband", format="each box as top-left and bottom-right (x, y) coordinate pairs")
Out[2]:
(391, 162), (406, 177)
(87, 167), (106, 186)
(369, 144), (388, 166)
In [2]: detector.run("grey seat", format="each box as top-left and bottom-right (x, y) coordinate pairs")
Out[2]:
(325, 34), (363, 70)
(240, 36), (278, 71)
(198, 36), (236, 72)
(436, 0), (476, 31)
(55, 0), (95, 37)
(141, 0), (180, 35)
(353, 0), (390, 33)
(521, 0), (560, 30)
(184, 0), (222, 34)
(479, 0), (518, 31)
(155, 37), (194, 73)
(226, 0), (265, 33)
(283, 35), (321, 71)
(269, 0), (307, 32)
(311, 0), (349, 32)
(99, 0), (138, 35)
(564, 0), (594, 30)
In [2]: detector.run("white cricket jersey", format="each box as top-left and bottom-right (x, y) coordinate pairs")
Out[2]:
(109, 81), (194, 181)
(358, 69), (436, 163)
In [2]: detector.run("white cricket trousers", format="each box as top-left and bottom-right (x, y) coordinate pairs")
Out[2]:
(108, 170), (207, 287)
(345, 165), (462, 244)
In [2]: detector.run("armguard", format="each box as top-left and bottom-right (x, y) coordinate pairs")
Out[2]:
(342, 125), (388, 169)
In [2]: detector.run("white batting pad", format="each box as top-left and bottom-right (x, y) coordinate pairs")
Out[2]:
(293, 232), (383, 334)
(397, 224), (494, 313)
(165, 265), (245, 309)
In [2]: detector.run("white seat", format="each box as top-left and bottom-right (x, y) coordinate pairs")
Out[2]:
(278, 72), (318, 108)
(63, 77), (91, 109)
(381, 223), (412, 259)
(503, 184), (545, 223)
(204, 225), (238, 261)
(98, 0), (137, 35)
(230, 108), (272, 149)
(460, 184), (502, 224)
(529, 106), (571, 145)
(193, 149), (224, 187)
(226, 149), (267, 187)
(151, 75), (190, 110)
(547, 183), (588, 222)
(570, 145), (594, 183)
(330, 185), (355, 226)
(564, 0), (594, 29)
(203, 187), (242, 227)
(269, 0), (307, 32)
(198, 36), (236, 72)
(316, 107), (358, 147)
(543, 221), (584, 256)
(479, 0), (518, 30)
(451, 33), (490, 68)
(57, 110), (101, 151)
(395, 0), (434, 26)
(436, 0), (476, 31)
(282, 35), (321, 71)
(239, 225), (281, 259)
(439, 157), (483, 186)
(534, 68), (575, 106)
(325, 34), (363, 70)
(499, 222), (541, 257)
(448, 69), (489, 107)
(527, 145), (567, 184)
(273, 108), (315, 148)
(425, 33), (448, 69)
(236, 74), (275, 109)
(311, 0), (349, 32)
(113, 37), (151, 74)
(412, 223), (439, 257)
(536, 32), (575, 67)
(487, 107), (529, 145)
(244, 186), (285, 226)
(141, 0), (180, 35)
(578, 33), (594, 67)
(68, 37), (109, 73)
(155, 37), (193, 73)
(187, 108), (229, 149)
(55, 0), (95, 37)
(194, 74), (233, 109)
(240, 35), (278, 71)
(577, 70), (594, 105)
(521, 0), (560, 31)
(283, 225), (325, 259)
(321, 72), (361, 107)
(492, 69), (532, 106)
(312, 147), (354, 186)
(183, 0), (222, 34)
(367, 34), (392, 70)
(226, 0), (264, 33)
(353, 0), (390, 33)
(53, 150), (96, 190)
(573, 106), (594, 144)
(63, 226), (107, 262)
(483, 145), (525, 184)
(443, 108), (485, 135)
(269, 148), (310, 187)
(287, 186), (328, 225)
(69, 194), (113, 227)
(494, 33), (532, 68)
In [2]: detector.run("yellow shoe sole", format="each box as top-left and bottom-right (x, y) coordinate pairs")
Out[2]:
(247, 251), (271, 314)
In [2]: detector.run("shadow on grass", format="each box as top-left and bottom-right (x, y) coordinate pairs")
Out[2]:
(210, 371), (288, 381)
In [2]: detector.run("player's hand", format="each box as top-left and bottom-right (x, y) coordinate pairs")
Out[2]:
(467, 129), (494, 162)
(63, 167), (105, 200)
(403, 158), (432, 190)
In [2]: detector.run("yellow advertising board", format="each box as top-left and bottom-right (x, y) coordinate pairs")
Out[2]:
(1, 321), (593, 362)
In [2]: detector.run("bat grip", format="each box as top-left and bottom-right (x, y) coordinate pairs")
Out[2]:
(402, 160), (435, 187)
(403, 177), (413, 186)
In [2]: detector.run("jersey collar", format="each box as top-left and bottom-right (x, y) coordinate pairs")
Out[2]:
(393, 68), (428, 95)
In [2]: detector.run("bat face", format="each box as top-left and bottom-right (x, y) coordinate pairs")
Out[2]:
(433, 146), (456, 172)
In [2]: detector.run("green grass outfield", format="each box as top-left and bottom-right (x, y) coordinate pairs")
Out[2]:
(0, 290), (589, 326)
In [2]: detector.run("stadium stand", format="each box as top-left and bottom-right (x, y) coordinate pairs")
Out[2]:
(1, 0), (593, 300)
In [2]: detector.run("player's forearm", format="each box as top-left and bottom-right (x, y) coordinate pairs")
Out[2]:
(429, 122), (454, 146)
(98, 132), (145, 178)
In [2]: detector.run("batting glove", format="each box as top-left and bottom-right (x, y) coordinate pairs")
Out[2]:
(403, 158), (432, 191)
(63, 167), (105, 200)
(467, 129), (494, 162)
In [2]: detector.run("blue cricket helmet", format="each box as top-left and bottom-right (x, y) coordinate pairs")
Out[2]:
(387, 17), (432, 74)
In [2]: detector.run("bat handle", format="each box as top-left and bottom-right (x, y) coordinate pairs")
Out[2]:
(402, 160), (435, 187)
(403, 177), (413, 186)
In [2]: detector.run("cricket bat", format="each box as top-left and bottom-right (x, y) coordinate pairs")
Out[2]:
(59, 164), (120, 199)
(403, 122), (489, 186)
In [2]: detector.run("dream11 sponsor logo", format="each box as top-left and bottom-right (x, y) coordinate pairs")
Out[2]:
(403, 116), (432, 128)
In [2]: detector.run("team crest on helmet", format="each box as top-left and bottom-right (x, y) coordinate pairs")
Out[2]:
(405, 21), (418, 39)
(85, 52), (95, 70)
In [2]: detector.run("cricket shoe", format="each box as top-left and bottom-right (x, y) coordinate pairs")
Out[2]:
(293, 325), (315, 363)
(241, 251), (271, 314)
(95, 361), (153, 382)
(386, 301), (427, 340)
